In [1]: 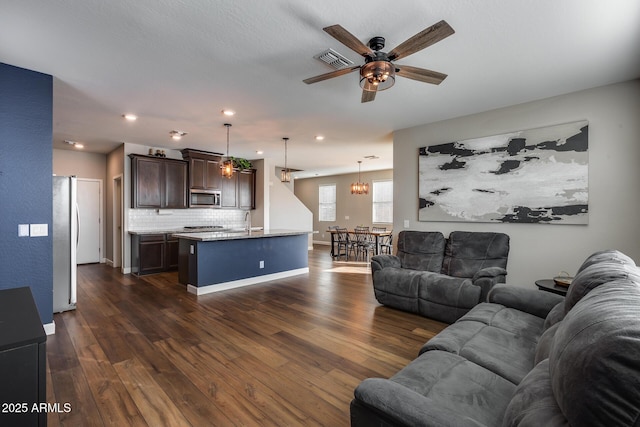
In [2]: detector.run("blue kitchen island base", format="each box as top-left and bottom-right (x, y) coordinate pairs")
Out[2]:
(176, 230), (310, 295)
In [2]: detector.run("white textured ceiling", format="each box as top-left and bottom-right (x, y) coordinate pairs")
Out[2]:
(1, 0), (639, 178)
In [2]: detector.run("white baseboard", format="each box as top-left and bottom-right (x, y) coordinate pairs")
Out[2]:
(43, 321), (55, 335)
(187, 268), (309, 296)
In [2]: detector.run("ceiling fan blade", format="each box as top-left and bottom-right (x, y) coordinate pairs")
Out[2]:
(303, 66), (360, 84)
(396, 65), (448, 85)
(388, 20), (455, 61)
(361, 81), (378, 103)
(324, 25), (373, 57)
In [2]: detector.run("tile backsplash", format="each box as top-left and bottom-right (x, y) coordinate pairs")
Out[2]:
(128, 208), (247, 231)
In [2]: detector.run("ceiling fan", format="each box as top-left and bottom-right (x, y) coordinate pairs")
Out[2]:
(303, 20), (454, 103)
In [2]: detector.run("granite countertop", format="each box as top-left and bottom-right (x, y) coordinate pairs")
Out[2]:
(129, 226), (227, 235)
(171, 229), (311, 242)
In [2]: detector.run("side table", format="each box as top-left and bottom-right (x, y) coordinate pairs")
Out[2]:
(535, 279), (569, 297)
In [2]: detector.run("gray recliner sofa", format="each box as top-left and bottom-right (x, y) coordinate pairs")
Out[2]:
(351, 250), (640, 427)
(371, 230), (510, 323)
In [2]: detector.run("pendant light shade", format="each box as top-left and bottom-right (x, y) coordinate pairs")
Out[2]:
(221, 123), (234, 179)
(280, 137), (291, 183)
(351, 161), (369, 195)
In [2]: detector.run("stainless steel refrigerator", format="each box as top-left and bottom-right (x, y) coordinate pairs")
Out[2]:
(53, 175), (78, 312)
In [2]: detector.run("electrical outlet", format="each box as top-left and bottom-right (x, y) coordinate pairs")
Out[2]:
(259, 260), (264, 269)
(190, 245), (194, 255)
(404, 219), (410, 228)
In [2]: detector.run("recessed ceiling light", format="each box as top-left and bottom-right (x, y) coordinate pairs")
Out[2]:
(122, 114), (137, 121)
(315, 135), (325, 141)
(169, 130), (187, 140)
(65, 140), (84, 149)
(256, 150), (264, 155)
(222, 109), (235, 116)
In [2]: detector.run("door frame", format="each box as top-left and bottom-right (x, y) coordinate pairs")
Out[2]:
(77, 178), (104, 264)
(113, 174), (124, 271)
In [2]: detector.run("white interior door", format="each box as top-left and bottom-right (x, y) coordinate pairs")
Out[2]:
(77, 179), (102, 264)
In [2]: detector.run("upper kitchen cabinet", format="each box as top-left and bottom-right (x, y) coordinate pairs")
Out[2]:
(181, 149), (222, 192)
(238, 169), (255, 210)
(221, 169), (256, 209)
(130, 154), (188, 209)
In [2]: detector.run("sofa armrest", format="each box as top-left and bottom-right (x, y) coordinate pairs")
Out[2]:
(472, 267), (508, 302)
(352, 378), (486, 427)
(371, 254), (401, 274)
(488, 284), (565, 319)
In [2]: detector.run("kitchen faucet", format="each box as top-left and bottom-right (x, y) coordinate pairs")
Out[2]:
(244, 210), (251, 232)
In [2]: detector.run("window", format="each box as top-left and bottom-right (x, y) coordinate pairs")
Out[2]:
(373, 180), (393, 223)
(319, 184), (336, 222)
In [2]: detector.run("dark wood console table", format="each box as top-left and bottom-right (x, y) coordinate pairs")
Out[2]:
(0, 287), (47, 426)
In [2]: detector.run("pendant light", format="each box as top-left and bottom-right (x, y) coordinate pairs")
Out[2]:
(221, 123), (234, 179)
(280, 137), (291, 183)
(351, 160), (369, 195)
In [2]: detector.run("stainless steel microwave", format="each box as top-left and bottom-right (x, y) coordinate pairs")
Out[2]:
(190, 190), (221, 207)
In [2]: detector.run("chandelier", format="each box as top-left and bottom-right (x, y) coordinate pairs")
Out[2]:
(350, 161), (369, 195)
(220, 123), (234, 179)
(280, 137), (291, 183)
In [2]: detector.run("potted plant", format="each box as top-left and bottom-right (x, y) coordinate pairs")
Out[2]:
(231, 157), (252, 170)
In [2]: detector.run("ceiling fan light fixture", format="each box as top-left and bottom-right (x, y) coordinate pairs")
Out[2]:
(360, 61), (395, 91)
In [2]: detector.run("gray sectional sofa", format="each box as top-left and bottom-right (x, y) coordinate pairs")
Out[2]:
(351, 250), (640, 426)
(371, 230), (510, 323)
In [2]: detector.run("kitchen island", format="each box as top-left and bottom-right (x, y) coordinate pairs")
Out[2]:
(172, 229), (311, 295)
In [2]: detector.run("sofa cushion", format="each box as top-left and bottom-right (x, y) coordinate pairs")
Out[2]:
(534, 323), (560, 365)
(353, 350), (516, 427)
(502, 359), (568, 427)
(564, 260), (640, 314)
(550, 279), (640, 426)
(542, 302), (565, 331)
(421, 303), (545, 384)
(441, 231), (509, 279)
(416, 273), (481, 324)
(372, 267), (424, 313)
(396, 230), (445, 271)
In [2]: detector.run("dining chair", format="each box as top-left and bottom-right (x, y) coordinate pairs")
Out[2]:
(379, 230), (393, 254)
(334, 228), (350, 260)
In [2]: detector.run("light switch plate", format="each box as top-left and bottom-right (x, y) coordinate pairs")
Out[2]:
(404, 220), (410, 228)
(18, 224), (29, 237)
(30, 223), (49, 237)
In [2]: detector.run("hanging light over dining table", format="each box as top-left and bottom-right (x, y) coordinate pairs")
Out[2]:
(221, 123), (234, 179)
(351, 160), (369, 195)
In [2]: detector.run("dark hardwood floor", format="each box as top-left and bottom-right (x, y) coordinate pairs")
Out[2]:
(46, 245), (446, 426)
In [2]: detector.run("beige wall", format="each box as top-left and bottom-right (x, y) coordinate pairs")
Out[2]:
(393, 80), (640, 288)
(105, 144), (125, 267)
(295, 169), (393, 243)
(53, 148), (107, 180)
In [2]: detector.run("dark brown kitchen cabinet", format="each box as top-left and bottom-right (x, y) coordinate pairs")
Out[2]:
(238, 169), (256, 210)
(130, 154), (188, 209)
(221, 169), (255, 209)
(221, 173), (238, 208)
(181, 149), (222, 191)
(133, 233), (179, 275)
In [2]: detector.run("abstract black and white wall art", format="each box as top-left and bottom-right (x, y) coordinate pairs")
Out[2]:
(418, 120), (589, 224)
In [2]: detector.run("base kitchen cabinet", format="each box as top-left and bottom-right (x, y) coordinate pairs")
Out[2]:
(131, 233), (180, 275)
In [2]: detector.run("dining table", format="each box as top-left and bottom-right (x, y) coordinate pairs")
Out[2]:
(327, 228), (392, 259)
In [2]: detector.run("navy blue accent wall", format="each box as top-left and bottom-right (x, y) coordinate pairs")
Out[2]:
(0, 63), (53, 324)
